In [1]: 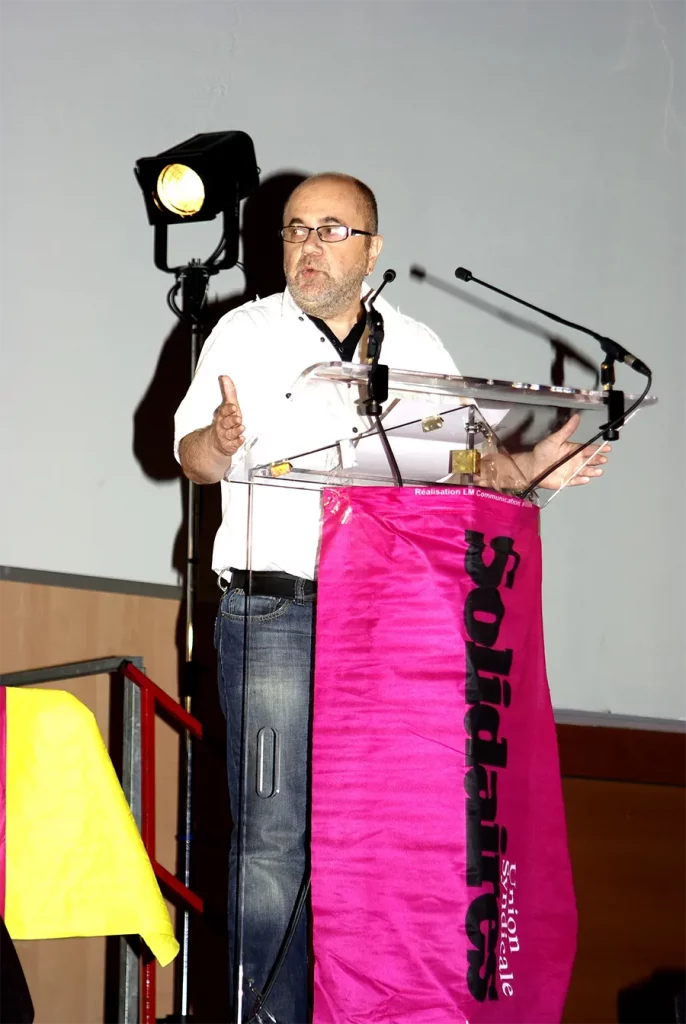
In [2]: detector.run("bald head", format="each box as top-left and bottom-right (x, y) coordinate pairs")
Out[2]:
(282, 172), (383, 319)
(285, 173), (378, 234)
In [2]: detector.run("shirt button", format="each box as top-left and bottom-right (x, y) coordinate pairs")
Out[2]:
(320, 336), (326, 343)
(298, 316), (304, 321)
(352, 427), (359, 434)
(285, 392), (292, 399)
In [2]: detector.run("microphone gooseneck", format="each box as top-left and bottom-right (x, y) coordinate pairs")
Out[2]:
(362, 270), (403, 485)
(364, 270), (396, 411)
(366, 268), (397, 308)
(454, 266), (650, 377)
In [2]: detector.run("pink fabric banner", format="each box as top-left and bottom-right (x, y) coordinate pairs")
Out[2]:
(311, 486), (577, 1024)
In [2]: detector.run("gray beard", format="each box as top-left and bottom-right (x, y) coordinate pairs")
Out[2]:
(287, 268), (367, 320)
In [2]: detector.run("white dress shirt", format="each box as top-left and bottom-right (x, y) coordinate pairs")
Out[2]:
(174, 286), (458, 581)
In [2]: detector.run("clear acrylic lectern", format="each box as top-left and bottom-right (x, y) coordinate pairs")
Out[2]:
(229, 362), (656, 1023)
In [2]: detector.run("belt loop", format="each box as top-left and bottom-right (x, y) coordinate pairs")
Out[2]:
(295, 576), (305, 603)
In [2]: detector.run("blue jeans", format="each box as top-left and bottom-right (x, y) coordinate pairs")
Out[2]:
(216, 585), (315, 1024)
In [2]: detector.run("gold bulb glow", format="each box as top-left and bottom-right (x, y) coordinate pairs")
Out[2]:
(156, 163), (205, 217)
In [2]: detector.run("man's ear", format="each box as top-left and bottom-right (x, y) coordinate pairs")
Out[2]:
(367, 234), (384, 275)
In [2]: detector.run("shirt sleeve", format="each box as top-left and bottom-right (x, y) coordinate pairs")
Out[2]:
(173, 308), (260, 463)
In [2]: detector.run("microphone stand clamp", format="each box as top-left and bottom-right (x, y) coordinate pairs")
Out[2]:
(600, 354), (624, 441)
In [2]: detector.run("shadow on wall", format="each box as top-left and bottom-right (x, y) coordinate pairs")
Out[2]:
(131, 170), (308, 1024)
(409, 266), (601, 391)
(134, 168), (308, 599)
(617, 969), (686, 1024)
(133, 167), (309, 521)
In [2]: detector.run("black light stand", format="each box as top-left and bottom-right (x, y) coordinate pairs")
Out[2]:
(135, 132), (259, 1023)
(159, 252), (220, 1024)
(179, 259), (213, 1024)
(158, 239), (231, 1024)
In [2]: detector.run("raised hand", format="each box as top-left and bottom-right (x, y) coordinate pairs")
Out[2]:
(210, 375), (245, 457)
(530, 413), (611, 490)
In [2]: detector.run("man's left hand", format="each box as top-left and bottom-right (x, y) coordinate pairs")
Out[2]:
(528, 413), (611, 490)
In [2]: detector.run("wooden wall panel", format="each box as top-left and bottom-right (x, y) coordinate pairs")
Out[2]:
(558, 722), (686, 786)
(0, 579), (183, 1024)
(562, 777), (686, 1024)
(2, 578), (684, 1024)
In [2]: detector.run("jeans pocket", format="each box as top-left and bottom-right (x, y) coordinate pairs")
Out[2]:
(222, 589), (292, 622)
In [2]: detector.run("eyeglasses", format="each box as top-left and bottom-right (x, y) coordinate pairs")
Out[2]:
(280, 224), (373, 244)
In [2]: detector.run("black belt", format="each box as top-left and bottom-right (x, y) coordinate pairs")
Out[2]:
(228, 568), (317, 598)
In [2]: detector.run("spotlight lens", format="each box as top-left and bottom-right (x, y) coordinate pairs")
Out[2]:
(156, 164), (205, 217)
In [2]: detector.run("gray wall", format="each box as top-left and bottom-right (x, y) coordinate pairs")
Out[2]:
(1, 0), (684, 718)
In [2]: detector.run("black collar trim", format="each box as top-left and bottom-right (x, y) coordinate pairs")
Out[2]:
(307, 306), (367, 362)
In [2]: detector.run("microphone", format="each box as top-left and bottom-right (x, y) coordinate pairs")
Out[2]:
(366, 268), (396, 310)
(365, 269), (395, 356)
(454, 266), (651, 377)
(362, 270), (396, 417)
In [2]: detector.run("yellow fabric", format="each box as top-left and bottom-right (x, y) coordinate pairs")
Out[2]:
(4, 688), (179, 966)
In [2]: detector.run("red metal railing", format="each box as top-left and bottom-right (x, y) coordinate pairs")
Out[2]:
(121, 661), (204, 1024)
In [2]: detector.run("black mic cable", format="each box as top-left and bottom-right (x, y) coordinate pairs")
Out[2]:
(520, 371), (651, 500)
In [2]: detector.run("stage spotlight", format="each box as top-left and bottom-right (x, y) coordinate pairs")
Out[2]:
(135, 131), (259, 271)
(157, 164), (206, 218)
(134, 134), (259, 1020)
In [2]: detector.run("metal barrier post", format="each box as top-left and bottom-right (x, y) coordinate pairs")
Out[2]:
(141, 679), (158, 1024)
(119, 657), (144, 1024)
